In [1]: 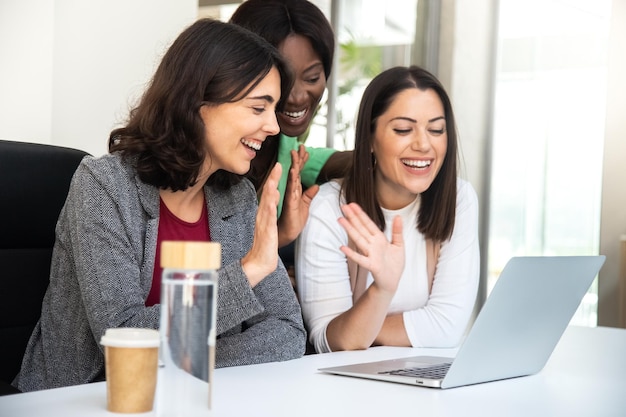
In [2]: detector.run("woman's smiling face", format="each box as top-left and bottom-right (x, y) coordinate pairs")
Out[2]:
(372, 87), (448, 210)
(199, 67), (282, 178)
(276, 34), (327, 138)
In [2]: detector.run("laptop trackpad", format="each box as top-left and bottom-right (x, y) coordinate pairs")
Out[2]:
(394, 356), (452, 368)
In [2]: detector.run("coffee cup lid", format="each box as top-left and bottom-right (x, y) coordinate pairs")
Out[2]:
(100, 328), (160, 348)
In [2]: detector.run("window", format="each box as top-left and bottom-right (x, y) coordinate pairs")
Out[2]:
(200, 1), (417, 150)
(307, 0), (418, 151)
(488, 0), (612, 326)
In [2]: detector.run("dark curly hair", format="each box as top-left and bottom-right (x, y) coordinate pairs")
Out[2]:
(230, 0), (334, 80)
(230, 0), (335, 191)
(109, 18), (294, 191)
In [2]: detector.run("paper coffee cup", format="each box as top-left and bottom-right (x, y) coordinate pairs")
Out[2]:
(101, 328), (160, 414)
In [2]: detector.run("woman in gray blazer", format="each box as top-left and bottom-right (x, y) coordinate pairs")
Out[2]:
(14, 18), (306, 392)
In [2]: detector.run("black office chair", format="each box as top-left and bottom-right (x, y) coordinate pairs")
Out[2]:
(0, 140), (90, 395)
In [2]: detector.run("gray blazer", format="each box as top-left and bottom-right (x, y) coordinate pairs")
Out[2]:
(15, 154), (305, 392)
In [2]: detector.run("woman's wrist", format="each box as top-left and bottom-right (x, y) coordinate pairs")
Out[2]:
(368, 279), (398, 300)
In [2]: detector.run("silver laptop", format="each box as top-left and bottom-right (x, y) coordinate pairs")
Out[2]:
(319, 256), (606, 389)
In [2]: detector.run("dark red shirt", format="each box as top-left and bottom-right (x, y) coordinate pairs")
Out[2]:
(145, 197), (210, 306)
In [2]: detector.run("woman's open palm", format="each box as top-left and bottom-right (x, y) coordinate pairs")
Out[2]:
(242, 163), (282, 287)
(338, 203), (405, 294)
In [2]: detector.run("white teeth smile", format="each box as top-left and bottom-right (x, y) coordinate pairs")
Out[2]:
(402, 159), (431, 168)
(283, 109), (306, 118)
(241, 139), (261, 151)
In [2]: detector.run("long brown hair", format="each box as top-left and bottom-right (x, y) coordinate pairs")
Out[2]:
(342, 66), (458, 242)
(109, 18), (293, 191)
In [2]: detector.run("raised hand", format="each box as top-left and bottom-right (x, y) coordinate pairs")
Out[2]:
(242, 163), (282, 287)
(277, 144), (319, 247)
(338, 203), (405, 295)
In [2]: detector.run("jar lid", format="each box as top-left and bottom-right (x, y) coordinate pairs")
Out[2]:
(160, 241), (221, 270)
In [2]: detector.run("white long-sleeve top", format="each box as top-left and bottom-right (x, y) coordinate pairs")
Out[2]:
(295, 179), (480, 353)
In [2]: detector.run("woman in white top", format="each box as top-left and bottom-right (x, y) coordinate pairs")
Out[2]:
(295, 66), (479, 353)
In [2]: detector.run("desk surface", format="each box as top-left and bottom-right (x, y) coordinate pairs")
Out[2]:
(2, 326), (625, 417)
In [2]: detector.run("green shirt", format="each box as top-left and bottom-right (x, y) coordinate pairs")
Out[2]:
(276, 134), (336, 217)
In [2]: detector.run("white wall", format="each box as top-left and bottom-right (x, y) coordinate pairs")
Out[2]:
(0, 0), (198, 157)
(0, 0), (54, 145)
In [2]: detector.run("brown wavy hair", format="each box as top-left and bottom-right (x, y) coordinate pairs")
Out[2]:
(109, 18), (294, 191)
(342, 66), (458, 242)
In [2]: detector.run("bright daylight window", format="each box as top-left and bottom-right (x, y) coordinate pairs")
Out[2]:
(306, 0), (418, 151)
(200, 0), (418, 150)
(488, 0), (612, 326)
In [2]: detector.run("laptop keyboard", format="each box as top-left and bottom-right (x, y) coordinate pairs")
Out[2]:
(380, 362), (451, 379)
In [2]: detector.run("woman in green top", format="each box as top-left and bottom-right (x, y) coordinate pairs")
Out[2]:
(230, 0), (351, 249)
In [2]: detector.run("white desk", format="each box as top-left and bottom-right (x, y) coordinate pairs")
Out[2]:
(2, 326), (625, 417)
